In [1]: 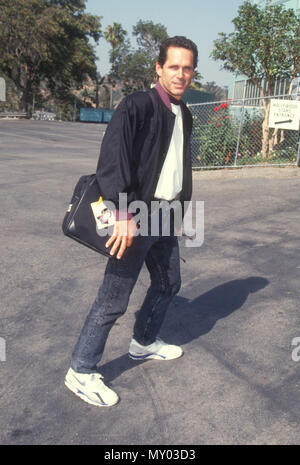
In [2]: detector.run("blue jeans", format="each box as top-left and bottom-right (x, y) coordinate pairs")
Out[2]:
(71, 212), (181, 373)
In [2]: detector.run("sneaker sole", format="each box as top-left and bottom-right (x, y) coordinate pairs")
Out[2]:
(128, 350), (183, 361)
(64, 379), (119, 407)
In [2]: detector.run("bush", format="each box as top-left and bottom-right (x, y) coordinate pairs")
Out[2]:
(191, 104), (298, 167)
(194, 102), (242, 166)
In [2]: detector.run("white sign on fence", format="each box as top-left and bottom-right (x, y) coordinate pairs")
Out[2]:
(0, 77), (6, 102)
(269, 99), (300, 131)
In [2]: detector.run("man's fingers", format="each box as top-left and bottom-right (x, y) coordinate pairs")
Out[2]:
(105, 219), (137, 257)
(105, 222), (120, 248)
(117, 236), (128, 259)
(105, 233), (117, 248)
(109, 235), (122, 256)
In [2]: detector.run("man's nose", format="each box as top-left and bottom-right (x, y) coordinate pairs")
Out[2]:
(177, 68), (184, 79)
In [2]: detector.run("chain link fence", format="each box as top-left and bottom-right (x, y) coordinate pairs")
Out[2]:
(188, 94), (300, 169)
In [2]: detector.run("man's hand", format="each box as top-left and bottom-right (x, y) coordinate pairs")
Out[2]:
(105, 218), (137, 259)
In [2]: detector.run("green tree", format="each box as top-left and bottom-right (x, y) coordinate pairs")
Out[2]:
(202, 81), (228, 101)
(103, 22), (128, 107)
(0, 0), (102, 116)
(104, 22), (127, 49)
(197, 103), (236, 166)
(188, 71), (203, 91)
(112, 49), (152, 95)
(195, 102), (253, 167)
(133, 20), (168, 62)
(211, 1), (300, 157)
(107, 20), (168, 95)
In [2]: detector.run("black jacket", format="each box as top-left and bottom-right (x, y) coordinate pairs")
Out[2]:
(96, 87), (193, 213)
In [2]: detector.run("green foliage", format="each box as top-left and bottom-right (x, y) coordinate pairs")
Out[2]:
(106, 20), (168, 94)
(211, 1), (300, 94)
(0, 0), (102, 115)
(133, 20), (168, 61)
(193, 106), (298, 167)
(195, 103), (238, 166)
(238, 111), (262, 162)
(201, 81), (228, 101)
(194, 103), (256, 167)
(211, 1), (299, 158)
(110, 47), (155, 95)
(104, 23), (127, 49)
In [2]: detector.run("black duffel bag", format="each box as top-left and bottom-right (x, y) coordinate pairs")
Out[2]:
(62, 174), (116, 257)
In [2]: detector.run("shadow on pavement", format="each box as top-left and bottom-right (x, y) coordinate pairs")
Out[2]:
(99, 276), (269, 383)
(168, 275), (270, 342)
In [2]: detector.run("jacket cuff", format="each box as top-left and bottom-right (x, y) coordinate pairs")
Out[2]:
(115, 210), (134, 221)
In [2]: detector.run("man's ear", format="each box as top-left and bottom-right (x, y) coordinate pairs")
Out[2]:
(155, 62), (162, 78)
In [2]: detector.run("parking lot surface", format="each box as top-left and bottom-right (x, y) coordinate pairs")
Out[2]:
(1, 120), (300, 445)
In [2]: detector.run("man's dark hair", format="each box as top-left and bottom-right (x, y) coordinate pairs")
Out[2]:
(157, 36), (198, 69)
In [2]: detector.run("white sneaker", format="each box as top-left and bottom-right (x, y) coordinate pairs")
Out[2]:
(64, 368), (119, 407)
(129, 337), (183, 361)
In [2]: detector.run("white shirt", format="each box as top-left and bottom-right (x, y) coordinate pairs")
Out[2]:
(154, 103), (183, 201)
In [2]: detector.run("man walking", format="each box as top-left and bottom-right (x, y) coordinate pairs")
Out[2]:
(65, 36), (198, 407)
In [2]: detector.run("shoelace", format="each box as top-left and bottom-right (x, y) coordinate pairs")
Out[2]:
(91, 373), (104, 382)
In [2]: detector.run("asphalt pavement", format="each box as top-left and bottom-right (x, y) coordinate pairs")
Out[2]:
(0, 119), (300, 445)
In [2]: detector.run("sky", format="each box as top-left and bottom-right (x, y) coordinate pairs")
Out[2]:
(85, 0), (245, 88)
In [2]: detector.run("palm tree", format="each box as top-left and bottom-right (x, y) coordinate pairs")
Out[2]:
(104, 23), (128, 108)
(104, 23), (127, 49)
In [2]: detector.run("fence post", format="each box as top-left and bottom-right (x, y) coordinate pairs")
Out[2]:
(234, 99), (246, 166)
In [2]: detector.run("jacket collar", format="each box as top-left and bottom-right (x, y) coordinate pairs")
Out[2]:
(154, 82), (181, 111)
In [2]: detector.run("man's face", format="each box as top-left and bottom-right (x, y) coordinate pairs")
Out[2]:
(156, 46), (195, 100)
